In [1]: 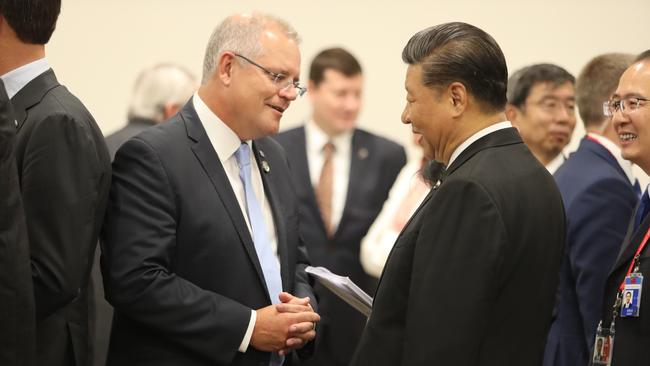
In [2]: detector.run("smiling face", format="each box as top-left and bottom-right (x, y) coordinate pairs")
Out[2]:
(401, 64), (453, 162)
(230, 24), (301, 140)
(509, 81), (576, 165)
(612, 61), (650, 172)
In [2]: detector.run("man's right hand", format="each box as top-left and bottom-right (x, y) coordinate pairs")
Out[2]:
(250, 303), (321, 352)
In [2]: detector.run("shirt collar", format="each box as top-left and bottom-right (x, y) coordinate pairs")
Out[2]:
(193, 92), (248, 164)
(447, 121), (512, 168)
(586, 132), (636, 184)
(0, 58), (50, 99)
(305, 119), (353, 155)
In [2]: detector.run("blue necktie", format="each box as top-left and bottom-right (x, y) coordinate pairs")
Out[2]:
(634, 179), (642, 199)
(634, 189), (650, 232)
(235, 143), (284, 366)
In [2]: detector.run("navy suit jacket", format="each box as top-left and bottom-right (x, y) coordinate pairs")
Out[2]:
(544, 137), (637, 366)
(101, 100), (316, 366)
(275, 126), (405, 366)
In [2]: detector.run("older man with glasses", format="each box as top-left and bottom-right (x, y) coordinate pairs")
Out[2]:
(101, 12), (319, 366)
(596, 49), (650, 366)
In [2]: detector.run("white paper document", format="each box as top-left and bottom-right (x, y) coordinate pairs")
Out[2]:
(305, 266), (373, 317)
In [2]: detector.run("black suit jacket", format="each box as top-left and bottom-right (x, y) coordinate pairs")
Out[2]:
(88, 117), (156, 366)
(274, 126), (405, 366)
(600, 198), (650, 365)
(101, 100), (316, 366)
(12, 69), (111, 366)
(351, 128), (566, 366)
(0, 80), (35, 366)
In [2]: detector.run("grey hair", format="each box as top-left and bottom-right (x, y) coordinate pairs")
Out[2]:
(201, 12), (301, 84)
(127, 63), (197, 122)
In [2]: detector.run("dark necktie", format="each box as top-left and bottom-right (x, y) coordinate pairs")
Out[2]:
(634, 189), (650, 231)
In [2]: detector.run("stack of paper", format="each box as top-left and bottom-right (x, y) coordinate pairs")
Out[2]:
(305, 266), (373, 317)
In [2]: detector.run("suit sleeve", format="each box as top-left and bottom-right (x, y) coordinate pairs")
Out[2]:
(402, 179), (507, 364)
(0, 81), (35, 365)
(567, 178), (636, 349)
(101, 137), (252, 365)
(19, 113), (104, 319)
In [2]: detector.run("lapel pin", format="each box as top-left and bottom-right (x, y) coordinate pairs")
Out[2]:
(357, 147), (369, 160)
(261, 160), (271, 173)
(258, 149), (266, 158)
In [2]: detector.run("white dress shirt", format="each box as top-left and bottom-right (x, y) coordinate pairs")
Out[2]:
(360, 158), (429, 278)
(586, 132), (636, 184)
(305, 120), (353, 233)
(545, 153), (566, 175)
(0, 58), (50, 99)
(447, 121), (513, 168)
(193, 94), (280, 353)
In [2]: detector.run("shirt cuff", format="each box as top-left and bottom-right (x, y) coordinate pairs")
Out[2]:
(238, 309), (257, 353)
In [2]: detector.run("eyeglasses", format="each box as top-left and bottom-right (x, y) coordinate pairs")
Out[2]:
(233, 53), (307, 97)
(603, 97), (649, 117)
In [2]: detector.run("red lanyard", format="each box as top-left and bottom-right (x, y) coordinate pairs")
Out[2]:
(619, 226), (650, 291)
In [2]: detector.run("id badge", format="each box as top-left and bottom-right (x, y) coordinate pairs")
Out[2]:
(620, 273), (643, 317)
(592, 321), (614, 366)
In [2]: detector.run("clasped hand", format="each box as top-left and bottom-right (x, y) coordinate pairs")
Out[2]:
(251, 292), (320, 355)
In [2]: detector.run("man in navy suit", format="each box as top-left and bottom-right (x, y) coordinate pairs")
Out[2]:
(101, 13), (319, 366)
(275, 48), (405, 366)
(543, 53), (638, 366)
(599, 49), (650, 365)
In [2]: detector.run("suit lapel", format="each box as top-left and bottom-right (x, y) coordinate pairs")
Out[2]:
(336, 130), (369, 238)
(611, 206), (650, 275)
(10, 69), (59, 131)
(253, 139), (289, 290)
(182, 101), (268, 295)
(583, 138), (631, 183)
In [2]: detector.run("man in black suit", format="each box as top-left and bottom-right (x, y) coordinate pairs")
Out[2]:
(101, 12), (319, 366)
(599, 49), (650, 365)
(93, 63), (196, 366)
(351, 22), (565, 366)
(0, 79), (34, 366)
(275, 48), (405, 366)
(0, 1), (111, 365)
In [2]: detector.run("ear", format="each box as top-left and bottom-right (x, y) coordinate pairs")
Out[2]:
(447, 82), (467, 117)
(162, 102), (182, 120)
(216, 52), (237, 86)
(505, 103), (520, 125)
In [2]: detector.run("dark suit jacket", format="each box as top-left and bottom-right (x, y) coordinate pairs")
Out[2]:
(274, 126), (405, 366)
(101, 100), (316, 366)
(89, 117), (156, 366)
(12, 69), (111, 366)
(600, 196), (650, 365)
(351, 128), (565, 366)
(544, 137), (637, 366)
(0, 80), (35, 366)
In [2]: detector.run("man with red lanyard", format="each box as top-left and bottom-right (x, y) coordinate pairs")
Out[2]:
(543, 53), (639, 366)
(597, 49), (650, 366)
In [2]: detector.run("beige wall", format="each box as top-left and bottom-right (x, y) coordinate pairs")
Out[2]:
(47, 0), (650, 179)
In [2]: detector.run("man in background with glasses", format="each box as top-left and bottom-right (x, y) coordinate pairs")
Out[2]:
(275, 47), (406, 366)
(543, 53), (638, 366)
(506, 64), (577, 173)
(101, 13), (319, 366)
(599, 49), (650, 365)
